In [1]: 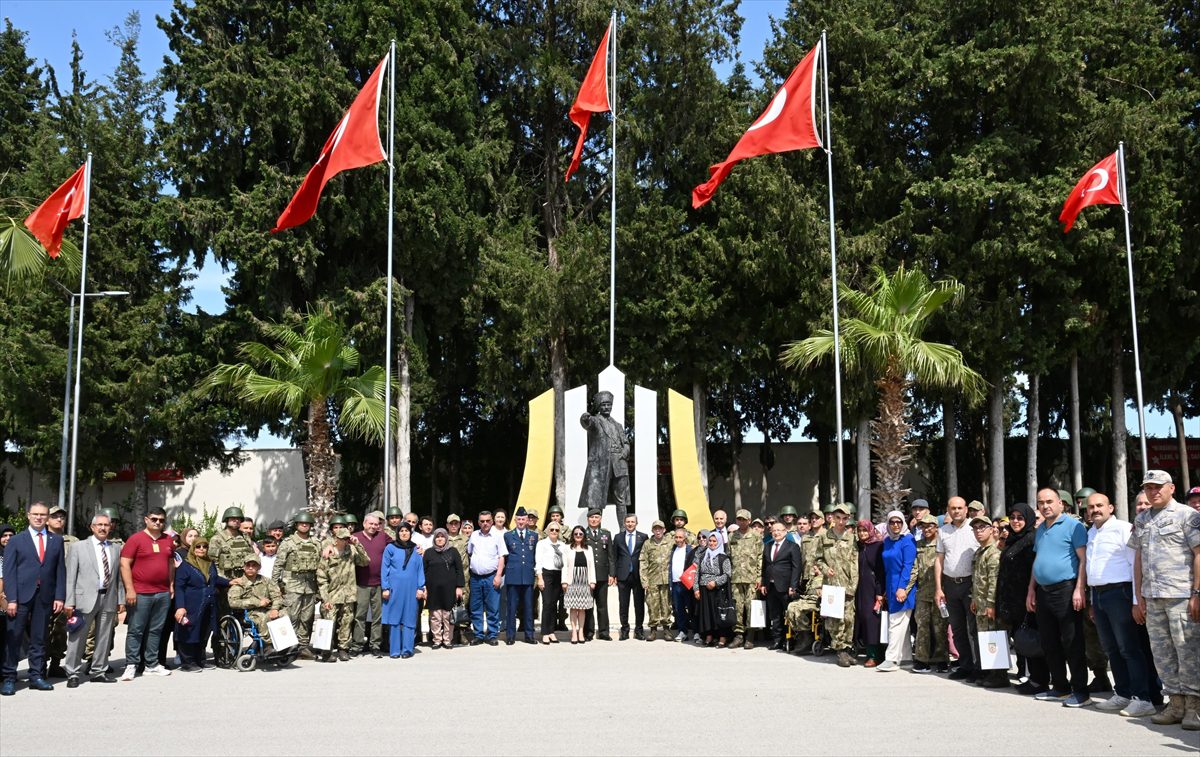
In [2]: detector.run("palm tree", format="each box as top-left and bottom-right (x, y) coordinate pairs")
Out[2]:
(0, 195), (82, 286)
(201, 306), (393, 528)
(781, 263), (985, 517)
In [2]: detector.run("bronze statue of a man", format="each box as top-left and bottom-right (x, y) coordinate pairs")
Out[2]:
(578, 390), (630, 523)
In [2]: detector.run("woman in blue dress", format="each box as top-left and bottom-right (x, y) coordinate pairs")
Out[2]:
(382, 522), (426, 658)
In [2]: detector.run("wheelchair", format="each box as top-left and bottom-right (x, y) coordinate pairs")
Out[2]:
(785, 606), (831, 656)
(214, 610), (300, 671)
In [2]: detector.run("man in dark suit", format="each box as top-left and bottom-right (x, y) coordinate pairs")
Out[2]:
(582, 508), (612, 641)
(668, 528), (696, 641)
(2, 501), (66, 695)
(760, 521), (803, 651)
(611, 514), (648, 640)
(501, 507), (538, 645)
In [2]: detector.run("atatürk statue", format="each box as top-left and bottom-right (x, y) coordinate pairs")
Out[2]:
(578, 390), (630, 523)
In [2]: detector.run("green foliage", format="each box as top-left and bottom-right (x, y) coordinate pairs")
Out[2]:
(170, 506), (221, 539)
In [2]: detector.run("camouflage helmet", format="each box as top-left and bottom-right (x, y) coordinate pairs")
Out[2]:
(547, 504), (564, 516)
(671, 509), (688, 523)
(221, 507), (245, 522)
(779, 505), (799, 517)
(342, 512), (360, 525)
(329, 514), (349, 526)
(1074, 487), (1096, 500)
(385, 507), (403, 518)
(292, 511), (315, 524)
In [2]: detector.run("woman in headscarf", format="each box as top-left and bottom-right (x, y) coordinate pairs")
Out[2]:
(382, 522), (426, 659)
(172, 536), (229, 671)
(692, 530), (733, 647)
(996, 502), (1049, 694)
(878, 510), (917, 671)
(855, 518), (886, 666)
(422, 528), (463, 649)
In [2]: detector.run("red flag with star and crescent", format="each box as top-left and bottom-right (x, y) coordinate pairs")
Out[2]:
(24, 163), (87, 258)
(692, 40), (823, 208)
(273, 54), (389, 233)
(565, 22), (612, 183)
(1058, 152), (1122, 233)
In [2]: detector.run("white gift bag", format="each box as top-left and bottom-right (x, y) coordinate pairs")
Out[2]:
(977, 630), (1011, 670)
(879, 610), (889, 643)
(820, 585), (846, 619)
(311, 618), (334, 651)
(266, 615), (298, 651)
(750, 600), (767, 628)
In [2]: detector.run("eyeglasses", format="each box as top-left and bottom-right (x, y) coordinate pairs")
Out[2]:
(147, 517), (165, 523)
(49, 513), (65, 519)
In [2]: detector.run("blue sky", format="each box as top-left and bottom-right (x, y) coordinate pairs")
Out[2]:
(6, 0), (1187, 445)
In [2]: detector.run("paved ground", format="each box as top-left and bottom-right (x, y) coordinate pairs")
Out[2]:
(0, 624), (1195, 756)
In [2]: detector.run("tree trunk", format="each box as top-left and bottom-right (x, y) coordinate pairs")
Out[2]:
(760, 433), (771, 515)
(1070, 353), (1083, 491)
(856, 415), (871, 514)
(306, 397), (338, 535)
(395, 291), (414, 515)
(1111, 339), (1129, 521)
(943, 397), (958, 499)
(870, 363), (912, 520)
(693, 381), (709, 504)
(817, 427), (831, 509)
(1171, 394), (1190, 491)
(988, 373), (1006, 518)
(1025, 373), (1040, 509)
(133, 466), (148, 516)
(730, 445), (742, 511)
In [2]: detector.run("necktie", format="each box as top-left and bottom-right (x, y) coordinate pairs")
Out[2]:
(628, 532), (634, 555)
(100, 542), (111, 584)
(37, 531), (45, 563)
(772, 542), (779, 561)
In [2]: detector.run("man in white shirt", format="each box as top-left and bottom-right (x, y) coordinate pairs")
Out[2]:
(466, 511), (507, 645)
(1086, 492), (1159, 717)
(668, 530), (694, 641)
(63, 514), (124, 687)
(934, 496), (980, 681)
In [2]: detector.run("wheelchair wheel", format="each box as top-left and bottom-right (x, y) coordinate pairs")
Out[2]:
(215, 616), (243, 668)
(235, 653), (258, 672)
(812, 638), (826, 656)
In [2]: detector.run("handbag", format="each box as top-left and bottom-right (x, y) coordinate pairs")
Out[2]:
(716, 584), (736, 626)
(680, 563), (698, 590)
(450, 602), (470, 627)
(1012, 616), (1043, 659)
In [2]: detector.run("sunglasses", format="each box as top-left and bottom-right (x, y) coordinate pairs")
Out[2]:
(147, 517), (166, 523)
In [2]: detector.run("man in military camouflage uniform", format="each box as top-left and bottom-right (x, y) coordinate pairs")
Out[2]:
(228, 557), (284, 646)
(207, 507), (255, 657)
(447, 514), (470, 612)
(670, 510), (695, 544)
(638, 520), (672, 640)
(1129, 470), (1200, 729)
(729, 509), (763, 649)
(911, 514), (948, 672)
(815, 503), (858, 667)
(317, 515), (369, 661)
(272, 511), (321, 659)
(787, 513), (826, 654)
(42, 505), (78, 678)
(779, 505), (799, 534)
(384, 507), (404, 541)
(969, 515), (1006, 687)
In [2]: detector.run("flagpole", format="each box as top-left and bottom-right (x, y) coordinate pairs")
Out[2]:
(384, 41), (396, 511)
(820, 31), (846, 504)
(608, 9), (617, 367)
(58, 295), (77, 519)
(1118, 141), (1148, 472)
(66, 152), (92, 535)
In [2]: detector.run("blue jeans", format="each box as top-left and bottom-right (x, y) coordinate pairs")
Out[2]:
(670, 582), (692, 634)
(505, 583), (534, 641)
(1091, 583), (1160, 702)
(469, 574), (500, 640)
(125, 591), (171, 667)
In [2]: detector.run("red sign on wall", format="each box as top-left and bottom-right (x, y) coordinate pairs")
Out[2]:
(105, 464), (184, 483)
(1139, 439), (1199, 474)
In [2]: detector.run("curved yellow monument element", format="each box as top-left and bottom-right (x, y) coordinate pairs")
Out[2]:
(516, 389), (555, 510)
(667, 389), (713, 531)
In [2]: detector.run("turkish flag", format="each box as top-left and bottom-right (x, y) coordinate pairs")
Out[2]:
(24, 163), (87, 258)
(565, 22), (612, 182)
(692, 40), (823, 208)
(273, 54), (389, 233)
(1058, 152), (1122, 233)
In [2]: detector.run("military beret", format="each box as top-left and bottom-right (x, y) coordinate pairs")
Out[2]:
(587, 508), (603, 517)
(1142, 470), (1172, 486)
(446, 513), (461, 523)
(967, 500), (985, 512)
(651, 520), (665, 529)
(735, 508), (752, 521)
(831, 504), (853, 516)
(970, 515), (993, 527)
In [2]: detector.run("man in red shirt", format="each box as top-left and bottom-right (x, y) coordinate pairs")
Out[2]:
(118, 507), (175, 681)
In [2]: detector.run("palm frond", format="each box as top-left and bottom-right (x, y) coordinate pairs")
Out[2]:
(0, 216), (82, 286)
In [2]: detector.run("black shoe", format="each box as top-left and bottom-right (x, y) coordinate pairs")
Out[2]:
(46, 664), (67, 679)
(634, 629), (645, 641)
(523, 638), (536, 645)
(598, 632), (612, 641)
(66, 676), (80, 689)
(912, 661), (930, 673)
(28, 678), (53, 691)
(1016, 681), (1047, 696)
(89, 673), (116, 683)
(982, 674), (1011, 689)
(0, 680), (14, 696)
(1089, 676), (1112, 693)
(487, 639), (499, 646)
(934, 662), (951, 674)
(505, 639), (515, 646)
(619, 629), (630, 641)
(768, 642), (784, 651)
(468, 639), (483, 646)
(949, 668), (972, 681)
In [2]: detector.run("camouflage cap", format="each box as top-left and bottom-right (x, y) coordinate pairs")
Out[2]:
(807, 510), (823, 519)
(917, 513), (938, 526)
(1142, 470), (1172, 486)
(525, 508), (539, 519)
(751, 517), (765, 526)
(651, 520), (665, 530)
(48, 504), (67, 516)
(244, 556), (261, 565)
(366, 510), (385, 521)
(967, 500), (985, 512)
(446, 513), (461, 523)
(831, 503), (853, 516)
(970, 515), (993, 527)
(735, 509), (752, 521)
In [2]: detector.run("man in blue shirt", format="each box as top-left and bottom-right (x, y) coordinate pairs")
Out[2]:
(1026, 487), (1090, 708)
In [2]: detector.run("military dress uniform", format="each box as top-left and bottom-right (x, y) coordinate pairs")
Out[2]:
(729, 529), (763, 646)
(272, 533), (322, 653)
(814, 525), (858, 659)
(583, 523), (612, 639)
(913, 537), (949, 666)
(317, 538), (369, 660)
(638, 532), (672, 639)
(228, 573), (284, 645)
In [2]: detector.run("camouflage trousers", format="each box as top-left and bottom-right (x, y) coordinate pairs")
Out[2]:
(245, 610), (275, 646)
(285, 591), (317, 646)
(825, 595), (855, 651)
(327, 602), (355, 651)
(1083, 613), (1109, 676)
(1145, 597), (1200, 696)
(976, 614), (998, 633)
(731, 583), (756, 635)
(47, 611), (67, 665)
(645, 584), (671, 628)
(913, 600), (949, 663)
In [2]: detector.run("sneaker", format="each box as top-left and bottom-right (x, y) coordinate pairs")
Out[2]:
(876, 660), (899, 672)
(1016, 681), (1048, 696)
(1095, 695), (1131, 712)
(912, 661), (931, 673)
(118, 666), (137, 682)
(1119, 698), (1156, 718)
(145, 665), (172, 677)
(1062, 693), (1093, 708)
(1034, 689), (1071, 702)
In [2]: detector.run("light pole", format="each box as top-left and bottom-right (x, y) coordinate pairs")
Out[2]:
(56, 286), (129, 535)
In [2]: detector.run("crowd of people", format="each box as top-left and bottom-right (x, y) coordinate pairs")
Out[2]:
(1, 471), (1197, 732)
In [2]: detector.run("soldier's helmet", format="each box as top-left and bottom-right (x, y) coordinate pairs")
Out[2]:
(329, 514), (349, 526)
(221, 507), (245, 522)
(1074, 487), (1096, 500)
(671, 509), (688, 523)
(293, 511), (316, 524)
(386, 507), (403, 517)
(779, 505), (799, 517)
(547, 505), (564, 516)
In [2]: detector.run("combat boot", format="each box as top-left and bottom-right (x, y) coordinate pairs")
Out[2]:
(337, 649), (350, 662)
(730, 633), (743, 649)
(1182, 696), (1200, 731)
(837, 650), (853, 668)
(793, 631), (813, 656)
(1151, 695), (1186, 725)
(297, 646), (316, 661)
(743, 631), (754, 650)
